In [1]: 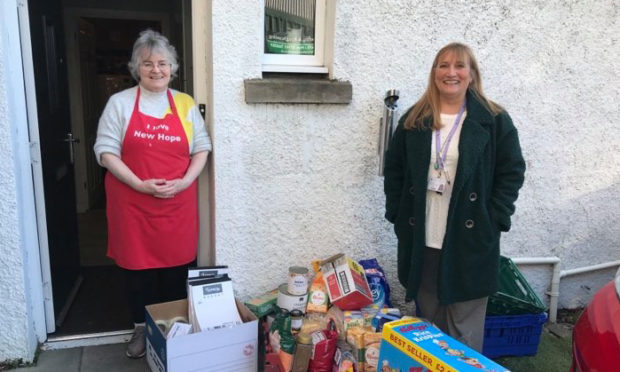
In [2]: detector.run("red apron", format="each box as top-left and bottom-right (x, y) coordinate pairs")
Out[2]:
(105, 87), (197, 270)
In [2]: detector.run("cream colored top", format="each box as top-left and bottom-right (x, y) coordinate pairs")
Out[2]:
(425, 112), (467, 249)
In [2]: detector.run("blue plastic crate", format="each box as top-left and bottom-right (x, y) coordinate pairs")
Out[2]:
(482, 312), (547, 358)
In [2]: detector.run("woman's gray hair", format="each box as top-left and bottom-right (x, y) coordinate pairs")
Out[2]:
(127, 29), (179, 81)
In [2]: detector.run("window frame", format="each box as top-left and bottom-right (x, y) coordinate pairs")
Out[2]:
(261, 0), (328, 73)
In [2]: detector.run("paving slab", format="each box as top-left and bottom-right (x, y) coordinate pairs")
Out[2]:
(9, 343), (150, 372)
(14, 347), (81, 371)
(546, 323), (573, 339)
(81, 344), (148, 372)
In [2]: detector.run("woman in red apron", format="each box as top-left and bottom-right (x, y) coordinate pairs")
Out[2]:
(94, 30), (210, 358)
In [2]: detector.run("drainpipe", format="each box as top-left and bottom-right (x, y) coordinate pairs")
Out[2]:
(512, 258), (620, 323)
(559, 260), (620, 279)
(512, 257), (561, 323)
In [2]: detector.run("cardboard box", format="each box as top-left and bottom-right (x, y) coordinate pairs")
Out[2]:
(320, 254), (373, 310)
(146, 298), (258, 372)
(244, 288), (279, 318)
(378, 318), (509, 372)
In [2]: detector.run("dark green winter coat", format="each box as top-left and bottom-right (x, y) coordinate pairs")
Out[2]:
(384, 91), (525, 304)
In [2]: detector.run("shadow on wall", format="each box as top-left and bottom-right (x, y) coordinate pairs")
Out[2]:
(555, 181), (620, 308)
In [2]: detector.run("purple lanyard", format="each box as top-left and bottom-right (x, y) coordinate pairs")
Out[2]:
(434, 101), (466, 170)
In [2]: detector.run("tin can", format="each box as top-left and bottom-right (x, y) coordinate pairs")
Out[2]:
(287, 266), (309, 295)
(277, 283), (308, 313)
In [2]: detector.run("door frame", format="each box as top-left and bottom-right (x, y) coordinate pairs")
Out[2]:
(16, 0), (214, 342)
(15, 0), (55, 338)
(192, 0), (216, 266)
(63, 8), (170, 213)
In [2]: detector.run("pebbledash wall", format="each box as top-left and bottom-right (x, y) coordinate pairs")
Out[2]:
(211, 0), (619, 311)
(0, 1), (41, 362)
(0, 0), (619, 363)
(0, 38), (29, 361)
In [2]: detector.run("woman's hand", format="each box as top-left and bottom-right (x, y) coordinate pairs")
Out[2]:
(101, 153), (172, 197)
(101, 151), (208, 198)
(146, 151), (209, 198)
(136, 179), (170, 197)
(150, 178), (190, 198)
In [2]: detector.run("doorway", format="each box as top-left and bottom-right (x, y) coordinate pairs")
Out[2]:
(27, 0), (201, 338)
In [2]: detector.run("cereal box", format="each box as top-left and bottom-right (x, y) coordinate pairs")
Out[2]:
(378, 318), (509, 372)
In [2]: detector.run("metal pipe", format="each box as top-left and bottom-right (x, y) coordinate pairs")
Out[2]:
(512, 257), (620, 323)
(378, 89), (399, 176)
(512, 257), (561, 323)
(560, 260), (620, 279)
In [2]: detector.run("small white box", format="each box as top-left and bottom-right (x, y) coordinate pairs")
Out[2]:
(146, 298), (258, 372)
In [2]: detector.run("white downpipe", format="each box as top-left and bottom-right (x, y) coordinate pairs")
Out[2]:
(560, 261), (620, 279)
(512, 257), (561, 323)
(511, 258), (620, 323)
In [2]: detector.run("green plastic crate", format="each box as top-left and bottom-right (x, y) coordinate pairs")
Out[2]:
(486, 256), (547, 315)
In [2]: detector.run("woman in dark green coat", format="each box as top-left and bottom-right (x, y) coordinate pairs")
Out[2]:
(383, 43), (525, 352)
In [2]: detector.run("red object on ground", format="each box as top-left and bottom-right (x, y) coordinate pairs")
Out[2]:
(320, 254), (373, 310)
(570, 277), (620, 372)
(265, 352), (286, 372)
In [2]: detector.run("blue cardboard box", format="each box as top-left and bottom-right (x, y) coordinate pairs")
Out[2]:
(378, 318), (509, 372)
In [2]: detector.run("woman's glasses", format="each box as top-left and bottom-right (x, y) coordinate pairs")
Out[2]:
(141, 61), (171, 71)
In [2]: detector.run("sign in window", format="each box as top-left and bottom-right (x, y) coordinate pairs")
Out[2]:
(264, 0), (316, 56)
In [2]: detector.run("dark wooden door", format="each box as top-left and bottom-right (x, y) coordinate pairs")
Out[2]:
(28, 0), (81, 328)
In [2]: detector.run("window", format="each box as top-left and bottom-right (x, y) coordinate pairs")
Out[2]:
(262, 0), (327, 73)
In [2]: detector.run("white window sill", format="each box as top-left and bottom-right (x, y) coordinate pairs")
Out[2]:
(262, 64), (329, 74)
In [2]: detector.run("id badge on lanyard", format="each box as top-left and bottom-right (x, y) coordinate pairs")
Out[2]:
(427, 101), (466, 195)
(428, 173), (448, 194)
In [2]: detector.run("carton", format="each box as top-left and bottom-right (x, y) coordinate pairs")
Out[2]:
(145, 298), (258, 372)
(378, 318), (509, 372)
(320, 254), (373, 310)
(244, 287), (279, 318)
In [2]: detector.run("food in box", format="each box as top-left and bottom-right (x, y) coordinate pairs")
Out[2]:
(378, 318), (509, 372)
(346, 326), (381, 372)
(145, 299), (258, 372)
(244, 288), (279, 318)
(320, 254), (373, 310)
(343, 310), (365, 332)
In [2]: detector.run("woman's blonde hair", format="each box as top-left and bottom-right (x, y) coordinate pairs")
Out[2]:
(404, 42), (502, 130)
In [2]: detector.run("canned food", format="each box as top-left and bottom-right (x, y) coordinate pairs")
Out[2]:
(287, 266), (309, 295)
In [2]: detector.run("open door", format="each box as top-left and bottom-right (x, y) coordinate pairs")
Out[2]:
(22, 0), (213, 339)
(28, 0), (81, 330)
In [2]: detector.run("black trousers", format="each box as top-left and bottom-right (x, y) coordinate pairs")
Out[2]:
(123, 261), (195, 323)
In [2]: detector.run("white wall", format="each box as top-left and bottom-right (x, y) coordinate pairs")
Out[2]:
(0, 0), (38, 362)
(212, 0), (619, 310)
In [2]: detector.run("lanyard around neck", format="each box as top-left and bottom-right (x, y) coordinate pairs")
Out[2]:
(434, 100), (466, 170)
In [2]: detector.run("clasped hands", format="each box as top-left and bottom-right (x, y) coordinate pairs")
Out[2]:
(138, 178), (189, 198)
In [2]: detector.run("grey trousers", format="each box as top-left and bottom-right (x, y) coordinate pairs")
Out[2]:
(416, 247), (488, 352)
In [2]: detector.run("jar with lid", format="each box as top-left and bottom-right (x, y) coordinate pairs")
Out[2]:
(290, 309), (303, 334)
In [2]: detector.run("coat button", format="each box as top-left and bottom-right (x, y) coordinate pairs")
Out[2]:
(465, 219), (474, 228)
(409, 186), (415, 195)
(408, 217), (415, 226)
(469, 192), (478, 201)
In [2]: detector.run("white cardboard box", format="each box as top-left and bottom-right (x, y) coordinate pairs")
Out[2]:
(146, 298), (258, 372)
